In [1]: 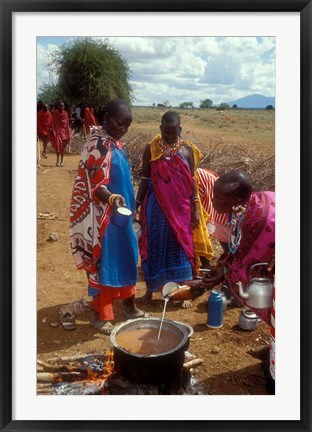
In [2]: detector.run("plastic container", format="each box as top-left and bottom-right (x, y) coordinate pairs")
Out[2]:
(207, 290), (223, 328)
(110, 206), (132, 227)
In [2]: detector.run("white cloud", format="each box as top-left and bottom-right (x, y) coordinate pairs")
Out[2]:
(37, 36), (275, 107)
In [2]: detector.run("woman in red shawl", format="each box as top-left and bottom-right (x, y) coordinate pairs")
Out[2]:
(37, 102), (52, 158)
(49, 101), (71, 167)
(83, 102), (98, 137)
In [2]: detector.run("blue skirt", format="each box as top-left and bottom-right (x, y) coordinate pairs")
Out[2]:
(142, 184), (192, 292)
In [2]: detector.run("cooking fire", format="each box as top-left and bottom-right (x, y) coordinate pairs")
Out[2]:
(37, 350), (203, 395)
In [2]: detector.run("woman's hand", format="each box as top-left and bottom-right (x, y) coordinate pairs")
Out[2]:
(188, 266), (225, 290)
(112, 195), (126, 209)
(267, 256), (275, 273)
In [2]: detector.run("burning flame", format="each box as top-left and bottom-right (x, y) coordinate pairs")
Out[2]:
(47, 349), (115, 385)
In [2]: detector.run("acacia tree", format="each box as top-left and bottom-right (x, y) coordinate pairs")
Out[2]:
(179, 102), (194, 109)
(199, 98), (213, 109)
(49, 38), (133, 109)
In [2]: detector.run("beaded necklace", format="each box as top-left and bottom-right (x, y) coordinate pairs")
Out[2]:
(227, 204), (248, 254)
(158, 138), (184, 160)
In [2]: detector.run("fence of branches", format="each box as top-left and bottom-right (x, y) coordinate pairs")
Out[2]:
(69, 128), (275, 192)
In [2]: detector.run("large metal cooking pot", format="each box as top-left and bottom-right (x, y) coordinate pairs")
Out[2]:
(110, 318), (191, 383)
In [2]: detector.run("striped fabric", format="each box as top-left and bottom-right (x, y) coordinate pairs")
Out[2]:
(270, 283), (275, 380)
(197, 168), (229, 242)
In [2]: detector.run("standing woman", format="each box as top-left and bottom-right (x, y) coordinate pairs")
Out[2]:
(136, 111), (214, 302)
(83, 102), (98, 137)
(37, 102), (52, 159)
(49, 101), (71, 167)
(69, 99), (148, 335)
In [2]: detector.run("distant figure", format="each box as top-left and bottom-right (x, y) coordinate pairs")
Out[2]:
(83, 102), (98, 137)
(37, 102), (52, 159)
(49, 101), (71, 167)
(71, 103), (84, 134)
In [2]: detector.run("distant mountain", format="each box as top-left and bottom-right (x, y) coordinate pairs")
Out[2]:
(227, 94), (275, 109)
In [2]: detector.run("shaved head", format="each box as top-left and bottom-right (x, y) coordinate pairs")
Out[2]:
(216, 170), (253, 200)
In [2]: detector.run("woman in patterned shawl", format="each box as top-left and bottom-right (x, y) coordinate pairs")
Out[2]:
(69, 99), (148, 335)
(49, 101), (71, 167)
(136, 111), (214, 303)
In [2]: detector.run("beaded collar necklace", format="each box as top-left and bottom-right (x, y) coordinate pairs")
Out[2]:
(158, 138), (184, 160)
(227, 203), (248, 254)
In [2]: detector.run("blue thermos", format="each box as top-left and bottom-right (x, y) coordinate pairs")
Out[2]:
(207, 290), (223, 328)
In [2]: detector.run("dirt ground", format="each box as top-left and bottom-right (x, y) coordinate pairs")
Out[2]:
(37, 128), (272, 396)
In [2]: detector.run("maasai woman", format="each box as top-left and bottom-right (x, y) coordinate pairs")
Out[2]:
(49, 101), (71, 167)
(37, 103), (52, 158)
(188, 170), (275, 393)
(83, 102), (98, 137)
(189, 170), (275, 320)
(136, 111), (214, 303)
(69, 99), (148, 335)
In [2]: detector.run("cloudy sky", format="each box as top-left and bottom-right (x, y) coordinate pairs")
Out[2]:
(37, 36), (275, 107)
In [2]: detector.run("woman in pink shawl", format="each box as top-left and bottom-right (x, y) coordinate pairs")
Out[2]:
(136, 111), (214, 302)
(49, 101), (71, 167)
(190, 170), (275, 323)
(189, 170), (275, 394)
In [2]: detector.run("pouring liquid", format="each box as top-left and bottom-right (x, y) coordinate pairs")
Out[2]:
(157, 297), (169, 339)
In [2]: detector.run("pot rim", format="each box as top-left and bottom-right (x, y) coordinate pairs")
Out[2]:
(110, 317), (189, 358)
(172, 320), (194, 339)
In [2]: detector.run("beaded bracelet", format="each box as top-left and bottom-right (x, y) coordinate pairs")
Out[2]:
(141, 176), (150, 181)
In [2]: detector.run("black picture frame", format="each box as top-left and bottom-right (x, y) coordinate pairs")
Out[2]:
(1, 1), (311, 431)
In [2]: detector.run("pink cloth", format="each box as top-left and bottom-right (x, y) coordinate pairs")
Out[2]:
(150, 154), (196, 270)
(225, 191), (275, 324)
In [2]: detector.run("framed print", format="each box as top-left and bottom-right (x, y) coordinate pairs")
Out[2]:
(1, 0), (311, 431)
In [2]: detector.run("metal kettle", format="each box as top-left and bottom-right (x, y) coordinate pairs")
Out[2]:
(237, 263), (273, 309)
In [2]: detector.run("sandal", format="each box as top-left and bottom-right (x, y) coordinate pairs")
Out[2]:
(60, 314), (76, 331)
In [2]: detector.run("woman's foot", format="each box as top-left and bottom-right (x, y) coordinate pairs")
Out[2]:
(137, 290), (153, 305)
(91, 313), (114, 335)
(56, 162), (60, 167)
(123, 298), (151, 319)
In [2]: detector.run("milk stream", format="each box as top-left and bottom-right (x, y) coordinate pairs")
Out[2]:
(157, 297), (169, 339)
